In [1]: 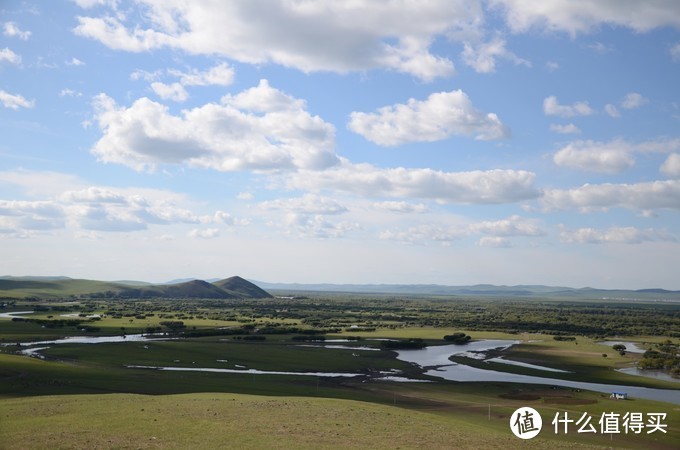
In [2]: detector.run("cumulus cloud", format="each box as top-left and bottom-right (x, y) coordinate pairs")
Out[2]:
(672, 43), (680, 62)
(189, 228), (220, 239)
(621, 92), (648, 110)
(559, 226), (675, 244)
(553, 138), (680, 174)
(380, 214), (542, 246)
(287, 159), (538, 205)
(489, 0), (680, 35)
(379, 224), (463, 245)
(461, 37), (530, 73)
(348, 90), (510, 146)
(90, 79), (338, 172)
(170, 62), (234, 87)
(372, 201), (428, 214)
(0, 183), (245, 236)
(3, 22), (31, 40)
(0, 200), (66, 232)
(66, 57), (86, 66)
(60, 88), (83, 98)
(468, 215), (544, 237)
(543, 96), (593, 118)
(150, 81), (188, 102)
(143, 63), (235, 102)
(73, 0), (484, 80)
(604, 104), (620, 118)
(259, 194), (347, 215)
(278, 213), (359, 239)
(661, 153), (680, 178)
(550, 123), (580, 134)
(0, 90), (34, 110)
(553, 140), (635, 173)
(0, 47), (21, 65)
(477, 236), (512, 247)
(542, 180), (680, 212)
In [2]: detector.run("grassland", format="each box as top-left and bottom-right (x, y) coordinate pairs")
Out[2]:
(1, 293), (678, 449)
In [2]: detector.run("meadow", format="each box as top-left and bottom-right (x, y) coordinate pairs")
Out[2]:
(0, 293), (678, 449)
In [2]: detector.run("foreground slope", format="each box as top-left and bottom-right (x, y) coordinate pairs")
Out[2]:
(0, 393), (598, 450)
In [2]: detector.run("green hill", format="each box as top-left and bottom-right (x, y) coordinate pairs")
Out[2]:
(213, 276), (273, 298)
(0, 276), (272, 300)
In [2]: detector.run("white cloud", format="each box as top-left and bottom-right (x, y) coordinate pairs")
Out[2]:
(490, 0), (680, 34)
(461, 37), (530, 73)
(469, 215), (544, 237)
(66, 57), (86, 66)
(0, 47), (21, 65)
(0, 183), (246, 237)
(477, 236), (511, 247)
(150, 81), (188, 102)
(550, 123), (580, 134)
(73, 0), (484, 80)
(348, 90), (510, 146)
(545, 61), (559, 71)
(604, 104), (620, 118)
(543, 96), (593, 118)
(542, 180), (680, 212)
(225, 79), (305, 113)
(189, 228), (220, 239)
(260, 194), (347, 215)
(3, 22), (31, 40)
(60, 88), (83, 98)
(0, 90), (34, 110)
(621, 92), (648, 110)
(287, 159), (538, 205)
(661, 153), (680, 177)
(671, 43), (680, 62)
(372, 201), (428, 214)
(90, 79), (338, 172)
(553, 138), (680, 174)
(379, 214), (542, 246)
(587, 41), (613, 54)
(0, 200), (66, 232)
(170, 62), (234, 87)
(380, 224), (463, 245)
(278, 213), (359, 239)
(559, 226), (675, 245)
(553, 139), (635, 174)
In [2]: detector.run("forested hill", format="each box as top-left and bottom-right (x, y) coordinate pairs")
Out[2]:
(0, 276), (273, 299)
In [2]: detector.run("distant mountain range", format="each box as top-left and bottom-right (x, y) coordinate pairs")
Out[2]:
(0, 276), (272, 300)
(253, 281), (680, 301)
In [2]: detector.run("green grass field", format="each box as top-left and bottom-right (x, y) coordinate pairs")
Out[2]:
(1, 296), (678, 449)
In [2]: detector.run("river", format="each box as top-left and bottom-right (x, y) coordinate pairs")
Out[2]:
(395, 341), (680, 405)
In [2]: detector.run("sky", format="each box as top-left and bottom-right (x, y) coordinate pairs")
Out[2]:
(1, 1), (680, 289)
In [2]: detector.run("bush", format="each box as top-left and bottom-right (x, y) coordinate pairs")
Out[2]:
(444, 332), (471, 344)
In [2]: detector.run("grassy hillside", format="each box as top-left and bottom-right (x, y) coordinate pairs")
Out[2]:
(213, 275), (274, 298)
(0, 276), (273, 299)
(0, 392), (600, 450)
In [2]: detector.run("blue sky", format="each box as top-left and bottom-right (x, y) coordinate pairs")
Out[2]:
(1, 1), (679, 288)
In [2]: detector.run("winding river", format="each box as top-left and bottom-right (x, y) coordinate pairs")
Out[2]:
(395, 341), (680, 405)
